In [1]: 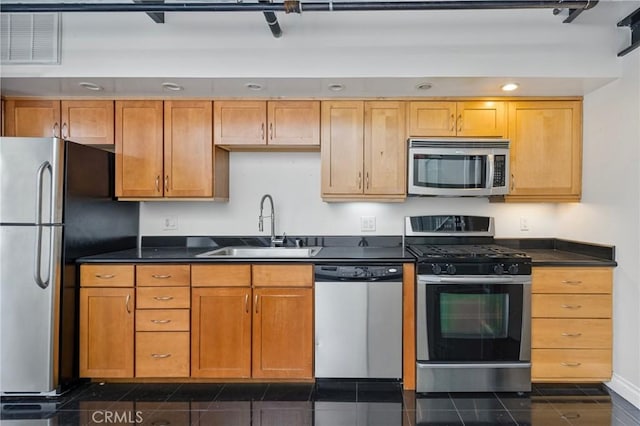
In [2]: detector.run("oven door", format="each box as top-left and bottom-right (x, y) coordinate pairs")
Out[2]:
(417, 275), (531, 362)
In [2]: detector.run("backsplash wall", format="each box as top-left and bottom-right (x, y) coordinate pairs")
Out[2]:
(140, 151), (559, 238)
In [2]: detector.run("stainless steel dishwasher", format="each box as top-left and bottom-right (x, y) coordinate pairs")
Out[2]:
(314, 264), (403, 379)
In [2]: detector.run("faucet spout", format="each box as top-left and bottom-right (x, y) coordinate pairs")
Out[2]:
(259, 194), (285, 247)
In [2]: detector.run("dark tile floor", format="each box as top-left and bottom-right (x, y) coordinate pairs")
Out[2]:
(1, 381), (639, 425)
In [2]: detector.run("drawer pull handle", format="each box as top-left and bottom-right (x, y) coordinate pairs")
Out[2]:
(95, 274), (115, 279)
(560, 413), (581, 420)
(561, 280), (583, 285)
(561, 332), (582, 337)
(151, 319), (171, 324)
(560, 362), (582, 367)
(151, 353), (171, 359)
(154, 296), (174, 301)
(151, 274), (172, 279)
(561, 304), (582, 309)
(151, 421), (171, 426)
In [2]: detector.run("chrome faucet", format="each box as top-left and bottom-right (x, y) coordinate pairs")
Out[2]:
(258, 194), (286, 247)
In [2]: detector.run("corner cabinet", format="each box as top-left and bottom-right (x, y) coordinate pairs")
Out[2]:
(531, 267), (612, 382)
(506, 101), (582, 202)
(115, 100), (229, 200)
(321, 101), (406, 201)
(3, 99), (114, 145)
(408, 101), (506, 137)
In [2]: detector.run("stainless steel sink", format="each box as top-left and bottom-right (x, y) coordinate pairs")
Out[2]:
(196, 246), (323, 258)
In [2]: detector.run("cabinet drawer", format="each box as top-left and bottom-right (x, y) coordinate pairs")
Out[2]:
(136, 309), (190, 331)
(532, 318), (611, 349)
(135, 331), (190, 377)
(136, 287), (190, 309)
(532, 267), (612, 294)
(80, 264), (134, 287)
(252, 264), (313, 287)
(192, 264), (251, 287)
(532, 349), (611, 380)
(532, 294), (611, 318)
(136, 264), (190, 286)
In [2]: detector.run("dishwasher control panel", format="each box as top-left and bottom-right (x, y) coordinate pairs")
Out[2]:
(314, 265), (403, 281)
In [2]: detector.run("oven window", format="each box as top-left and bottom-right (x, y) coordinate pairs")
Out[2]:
(424, 284), (524, 362)
(414, 154), (487, 189)
(440, 293), (509, 339)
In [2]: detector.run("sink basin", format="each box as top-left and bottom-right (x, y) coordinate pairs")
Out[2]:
(196, 246), (323, 258)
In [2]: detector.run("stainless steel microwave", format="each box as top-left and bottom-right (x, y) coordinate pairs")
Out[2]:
(407, 138), (510, 197)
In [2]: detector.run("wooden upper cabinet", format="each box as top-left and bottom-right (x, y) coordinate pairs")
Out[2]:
(321, 100), (406, 200)
(268, 101), (320, 146)
(61, 100), (114, 145)
(164, 100), (213, 197)
(214, 101), (267, 146)
(4, 99), (61, 137)
(364, 101), (406, 195)
(506, 101), (582, 202)
(115, 100), (164, 198)
(214, 100), (320, 148)
(408, 101), (506, 137)
(321, 101), (365, 196)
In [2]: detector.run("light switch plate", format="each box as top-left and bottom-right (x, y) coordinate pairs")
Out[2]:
(360, 216), (376, 232)
(163, 216), (178, 230)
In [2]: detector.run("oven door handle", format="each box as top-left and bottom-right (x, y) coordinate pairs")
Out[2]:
(418, 276), (526, 285)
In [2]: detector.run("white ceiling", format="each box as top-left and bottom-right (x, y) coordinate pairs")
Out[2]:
(1, 0), (638, 98)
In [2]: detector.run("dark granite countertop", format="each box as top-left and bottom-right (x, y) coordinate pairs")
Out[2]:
(77, 236), (616, 267)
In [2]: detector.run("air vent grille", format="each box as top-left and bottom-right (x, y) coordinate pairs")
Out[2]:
(1, 13), (60, 64)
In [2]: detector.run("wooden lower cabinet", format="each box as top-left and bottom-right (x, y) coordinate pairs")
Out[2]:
(531, 266), (612, 382)
(191, 287), (252, 378)
(252, 288), (313, 379)
(79, 287), (134, 378)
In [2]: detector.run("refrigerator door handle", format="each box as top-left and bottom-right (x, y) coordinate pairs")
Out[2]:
(35, 161), (52, 225)
(33, 161), (52, 289)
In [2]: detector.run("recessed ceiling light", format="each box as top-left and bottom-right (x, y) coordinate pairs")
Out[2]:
(245, 83), (263, 91)
(416, 82), (433, 91)
(161, 82), (184, 91)
(78, 81), (103, 91)
(328, 83), (345, 92)
(501, 83), (519, 92)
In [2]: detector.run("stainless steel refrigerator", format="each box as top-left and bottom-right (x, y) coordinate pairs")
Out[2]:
(0, 137), (138, 396)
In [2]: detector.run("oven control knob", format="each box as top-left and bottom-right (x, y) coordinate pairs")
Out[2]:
(508, 264), (519, 275)
(446, 264), (457, 275)
(431, 264), (442, 275)
(493, 264), (505, 275)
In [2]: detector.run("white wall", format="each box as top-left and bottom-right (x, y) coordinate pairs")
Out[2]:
(141, 151), (558, 237)
(556, 52), (640, 407)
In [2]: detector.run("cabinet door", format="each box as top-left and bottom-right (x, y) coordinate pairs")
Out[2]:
(115, 100), (164, 198)
(407, 101), (456, 137)
(79, 287), (134, 377)
(4, 99), (61, 137)
(252, 288), (313, 379)
(364, 101), (406, 195)
(456, 101), (506, 137)
(507, 101), (582, 202)
(191, 287), (252, 378)
(321, 101), (364, 196)
(268, 101), (320, 146)
(61, 100), (114, 145)
(214, 101), (266, 146)
(164, 101), (213, 197)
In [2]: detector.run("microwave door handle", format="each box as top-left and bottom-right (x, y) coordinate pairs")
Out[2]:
(487, 154), (495, 190)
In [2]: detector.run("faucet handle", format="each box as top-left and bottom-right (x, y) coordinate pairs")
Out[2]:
(272, 232), (287, 247)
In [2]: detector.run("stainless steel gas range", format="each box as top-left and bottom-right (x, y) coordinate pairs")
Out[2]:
(404, 215), (532, 393)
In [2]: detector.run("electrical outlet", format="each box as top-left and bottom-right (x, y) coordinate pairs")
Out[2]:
(163, 216), (178, 230)
(519, 217), (529, 232)
(360, 216), (376, 232)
